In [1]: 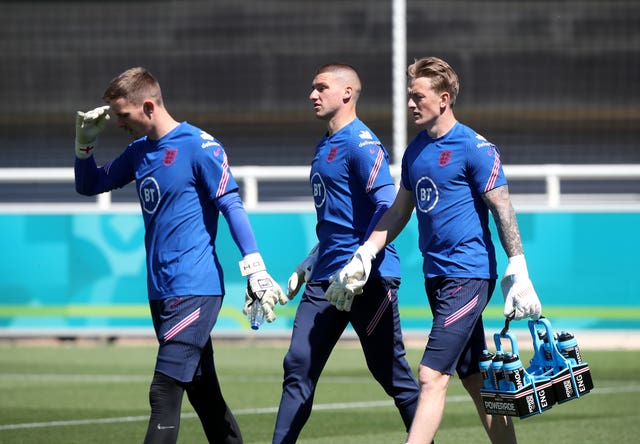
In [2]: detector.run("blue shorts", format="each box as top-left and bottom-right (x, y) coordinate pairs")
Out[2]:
(149, 295), (223, 383)
(420, 278), (495, 378)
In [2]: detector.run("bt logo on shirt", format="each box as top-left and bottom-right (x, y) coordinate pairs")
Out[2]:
(415, 176), (439, 213)
(311, 172), (326, 208)
(139, 176), (161, 214)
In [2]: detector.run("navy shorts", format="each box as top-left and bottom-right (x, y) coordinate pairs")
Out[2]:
(149, 295), (223, 383)
(420, 277), (495, 378)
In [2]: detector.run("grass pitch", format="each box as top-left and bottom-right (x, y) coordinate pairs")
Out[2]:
(0, 339), (638, 443)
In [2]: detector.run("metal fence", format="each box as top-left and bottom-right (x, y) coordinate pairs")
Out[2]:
(2, 165), (640, 211)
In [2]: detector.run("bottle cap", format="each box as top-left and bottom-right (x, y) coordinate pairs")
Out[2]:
(504, 353), (520, 363)
(480, 350), (495, 362)
(557, 331), (574, 342)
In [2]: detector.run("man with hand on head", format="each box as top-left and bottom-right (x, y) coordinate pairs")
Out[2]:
(74, 66), (286, 444)
(272, 63), (419, 444)
(327, 57), (541, 444)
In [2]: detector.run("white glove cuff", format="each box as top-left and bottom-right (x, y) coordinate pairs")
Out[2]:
(359, 241), (379, 260)
(239, 252), (266, 277)
(504, 254), (528, 277)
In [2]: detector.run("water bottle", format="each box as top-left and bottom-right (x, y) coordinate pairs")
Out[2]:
(249, 301), (264, 330)
(556, 331), (582, 365)
(491, 352), (505, 391)
(537, 329), (554, 371)
(479, 350), (495, 390)
(503, 352), (528, 391)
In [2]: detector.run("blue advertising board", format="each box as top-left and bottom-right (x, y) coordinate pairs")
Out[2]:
(1, 211), (638, 334)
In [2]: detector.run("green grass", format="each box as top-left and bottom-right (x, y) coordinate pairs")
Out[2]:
(0, 341), (638, 443)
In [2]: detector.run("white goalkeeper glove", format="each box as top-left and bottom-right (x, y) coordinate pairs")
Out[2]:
(75, 105), (111, 159)
(287, 243), (319, 300)
(325, 241), (378, 311)
(240, 253), (287, 323)
(501, 254), (542, 320)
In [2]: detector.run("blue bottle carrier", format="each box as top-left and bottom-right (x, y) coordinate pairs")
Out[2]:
(480, 317), (594, 419)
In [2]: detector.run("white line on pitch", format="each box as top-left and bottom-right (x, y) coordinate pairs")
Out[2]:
(0, 374), (371, 384)
(0, 385), (636, 432)
(0, 398), (440, 431)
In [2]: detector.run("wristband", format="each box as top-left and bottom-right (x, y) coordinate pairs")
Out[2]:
(239, 252), (266, 276)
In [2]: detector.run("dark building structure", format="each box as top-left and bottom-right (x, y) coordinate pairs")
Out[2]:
(1, 0), (639, 202)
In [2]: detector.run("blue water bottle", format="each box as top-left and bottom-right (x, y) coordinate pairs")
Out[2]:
(503, 353), (528, 391)
(479, 350), (495, 390)
(536, 329), (554, 371)
(556, 331), (582, 365)
(491, 353), (505, 391)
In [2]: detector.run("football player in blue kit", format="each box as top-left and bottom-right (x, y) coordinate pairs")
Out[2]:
(327, 57), (542, 443)
(271, 63), (419, 444)
(74, 67), (287, 444)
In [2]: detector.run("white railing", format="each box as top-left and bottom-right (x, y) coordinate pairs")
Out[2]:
(503, 164), (640, 209)
(1, 164), (640, 211)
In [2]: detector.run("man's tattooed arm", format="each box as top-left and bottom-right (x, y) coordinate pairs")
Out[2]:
(482, 184), (524, 258)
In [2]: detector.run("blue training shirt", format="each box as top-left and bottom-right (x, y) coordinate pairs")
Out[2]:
(310, 118), (400, 280)
(75, 122), (253, 300)
(401, 122), (507, 279)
